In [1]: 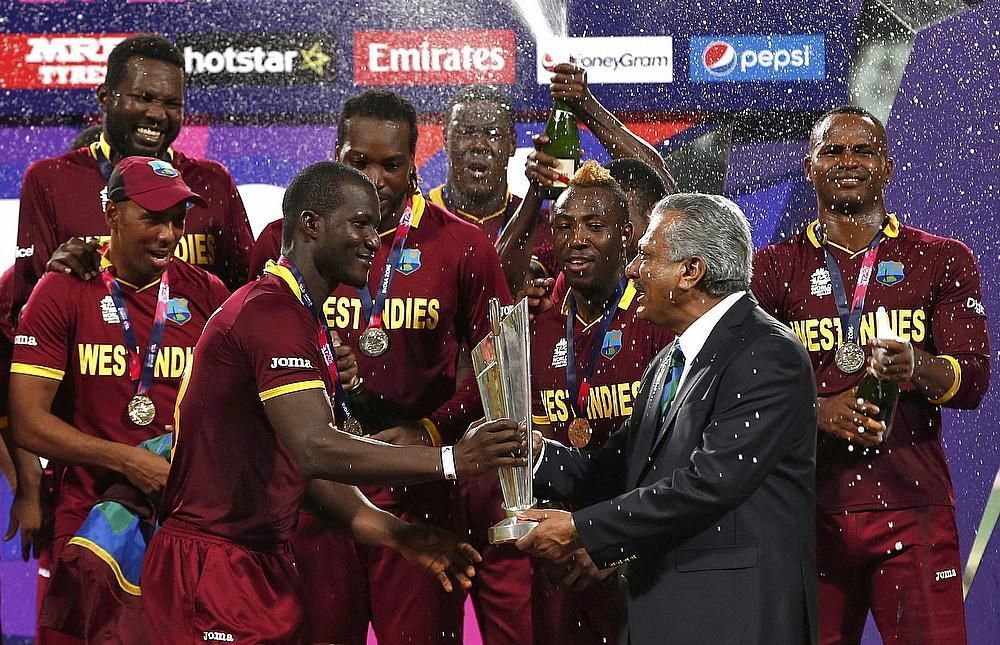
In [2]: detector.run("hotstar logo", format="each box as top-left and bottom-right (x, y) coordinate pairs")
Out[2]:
(177, 34), (336, 86)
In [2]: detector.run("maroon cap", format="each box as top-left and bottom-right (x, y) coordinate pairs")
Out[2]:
(107, 156), (207, 212)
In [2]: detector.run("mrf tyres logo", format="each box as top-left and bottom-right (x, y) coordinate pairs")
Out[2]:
(0, 34), (133, 89)
(354, 30), (515, 85)
(536, 36), (673, 84)
(178, 34), (334, 86)
(689, 35), (825, 82)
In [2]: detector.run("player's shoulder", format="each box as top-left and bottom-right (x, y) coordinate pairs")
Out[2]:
(172, 150), (236, 183)
(169, 259), (228, 295)
(24, 148), (94, 180)
(23, 271), (95, 315)
(259, 218), (282, 239)
(896, 220), (975, 257)
(422, 199), (494, 246)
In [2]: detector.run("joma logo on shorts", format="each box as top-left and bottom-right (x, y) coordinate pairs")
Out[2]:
(935, 568), (957, 582)
(203, 631), (234, 642)
(270, 356), (313, 369)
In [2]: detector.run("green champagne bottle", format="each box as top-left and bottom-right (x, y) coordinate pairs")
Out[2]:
(539, 98), (581, 201)
(855, 306), (900, 437)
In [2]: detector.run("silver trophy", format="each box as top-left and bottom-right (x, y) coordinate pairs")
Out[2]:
(471, 297), (538, 543)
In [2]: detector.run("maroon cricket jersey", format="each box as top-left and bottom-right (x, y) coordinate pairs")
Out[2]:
(11, 256), (228, 539)
(248, 218), (283, 280)
(752, 215), (990, 512)
(160, 264), (341, 545)
(14, 136), (253, 310)
(247, 193), (512, 442)
(429, 184), (556, 278)
(530, 281), (673, 448)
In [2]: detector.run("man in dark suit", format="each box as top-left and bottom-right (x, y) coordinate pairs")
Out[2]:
(516, 193), (819, 645)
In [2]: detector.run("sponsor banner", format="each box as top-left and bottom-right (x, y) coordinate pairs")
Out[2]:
(177, 33), (335, 86)
(689, 34), (826, 82)
(353, 29), (515, 85)
(536, 36), (673, 84)
(0, 33), (134, 89)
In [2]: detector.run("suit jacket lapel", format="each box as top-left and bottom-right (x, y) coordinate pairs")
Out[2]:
(637, 295), (758, 479)
(628, 342), (675, 482)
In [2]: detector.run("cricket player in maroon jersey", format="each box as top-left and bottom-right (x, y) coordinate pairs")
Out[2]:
(528, 162), (673, 645)
(752, 106), (990, 645)
(14, 34), (253, 311)
(143, 161), (523, 644)
(7, 157), (231, 642)
(430, 84), (556, 285)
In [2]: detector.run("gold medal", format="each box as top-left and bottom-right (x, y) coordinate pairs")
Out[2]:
(127, 395), (156, 427)
(835, 342), (865, 374)
(342, 417), (365, 436)
(359, 327), (390, 357)
(567, 417), (592, 448)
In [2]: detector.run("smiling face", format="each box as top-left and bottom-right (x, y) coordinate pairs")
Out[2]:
(315, 180), (382, 289)
(336, 116), (414, 223)
(551, 185), (631, 295)
(805, 113), (894, 216)
(106, 198), (185, 284)
(99, 57), (184, 160)
(625, 209), (690, 329)
(444, 99), (516, 203)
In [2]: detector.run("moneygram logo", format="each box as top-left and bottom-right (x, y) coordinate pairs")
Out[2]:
(177, 34), (335, 86)
(689, 35), (826, 82)
(0, 34), (134, 89)
(536, 37), (673, 84)
(353, 30), (515, 85)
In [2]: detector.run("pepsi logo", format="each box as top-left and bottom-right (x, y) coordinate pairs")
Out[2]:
(703, 40), (736, 76)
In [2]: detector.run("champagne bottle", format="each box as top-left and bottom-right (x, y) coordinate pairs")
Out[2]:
(539, 98), (581, 201)
(855, 306), (900, 437)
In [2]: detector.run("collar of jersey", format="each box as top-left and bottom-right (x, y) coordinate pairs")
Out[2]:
(90, 133), (175, 164)
(806, 213), (900, 258)
(561, 280), (637, 330)
(99, 250), (164, 292)
(263, 260), (303, 304)
(379, 191), (427, 239)
(429, 184), (511, 224)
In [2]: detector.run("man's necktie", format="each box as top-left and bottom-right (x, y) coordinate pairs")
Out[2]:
(658, 342), (686, 421)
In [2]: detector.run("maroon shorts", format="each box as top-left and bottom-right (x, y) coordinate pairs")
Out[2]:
(36, 538), (84, 645)
(291, 483), (465, 645)
(531, 557), (625, 645)
(455, 475), (532, 645)
(817, 505), (966, 645)
(142, 521), (307, 645)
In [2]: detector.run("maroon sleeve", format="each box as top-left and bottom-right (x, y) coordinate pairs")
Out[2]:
(235, 293), (327, 401)
(428, 231), (514, 443)
(750, 244), (784, 319)
(248, 220), (283, 282)
(10, 273), (74, 380)
(206, 273), (231, 310)
(219, 174), (254, 290)
(12, 163), (60, 318)
(0, 266), (15, 343)
(927, 238), (990, 409)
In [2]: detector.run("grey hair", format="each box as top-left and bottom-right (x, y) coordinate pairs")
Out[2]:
(653, 193), (753, 296)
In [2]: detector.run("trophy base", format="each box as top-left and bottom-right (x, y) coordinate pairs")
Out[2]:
(489, 516), (538, 544)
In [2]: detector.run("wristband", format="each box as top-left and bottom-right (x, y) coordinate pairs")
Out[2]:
(441, 445), (458, 481)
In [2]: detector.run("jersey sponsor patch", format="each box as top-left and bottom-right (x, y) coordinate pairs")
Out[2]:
(551, 337), (568, 368)
(601, 329), (623, 360)
(966, 296), (985, 316)
(876, 260), (905, 286)
(14, 334), (37, 346)
(166, 297), (192, 325)
(269, 356), (314, 370)
(15, 244), (34, 258)
(202, 631), (234, 643)
(810, 267), (831, 297)
(100, 295), (121, 324)
(396, 248), (421, 275)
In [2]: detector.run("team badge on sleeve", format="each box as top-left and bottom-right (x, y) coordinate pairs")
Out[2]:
(396, 249), (422, 275)
(166, 298), (192, 325)
(876, 261), (905, 286)
(601, 329), (623, 360)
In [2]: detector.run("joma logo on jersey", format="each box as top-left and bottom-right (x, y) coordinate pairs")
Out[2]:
(324, 296), (440, 331)
(935, 568), (957, 582)
(14, 334), (37, 347)
(202, 632), (234, 643)
(270, 356), (314, 370)
(541, 381), (641, 423)
(78, 344), (192, 378)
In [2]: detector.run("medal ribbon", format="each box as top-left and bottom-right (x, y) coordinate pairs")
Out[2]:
(359, 201), (414, 331)
(821, 227), (883, 345)
(277, 257), (354, 423)
(100, 266), (170, 402)
(566, 278), (628, 419)
(95, 145), (114, 181)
